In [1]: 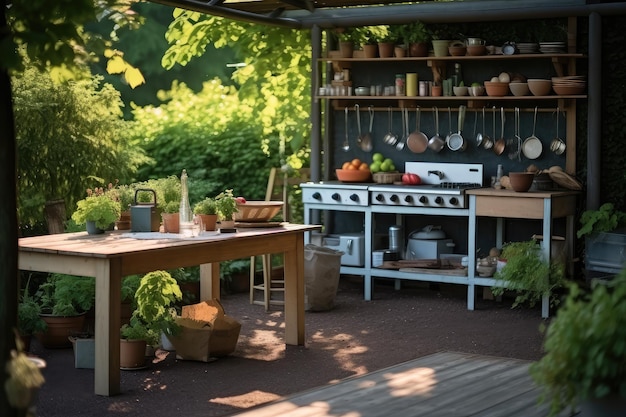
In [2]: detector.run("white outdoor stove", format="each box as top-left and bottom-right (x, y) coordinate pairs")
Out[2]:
(369, 162), (483, 209)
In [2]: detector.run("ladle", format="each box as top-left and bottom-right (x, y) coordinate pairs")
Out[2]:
(361, 106), (374, 152)
(476, 107), (485, 147)
(483, 106), (495, 149)
(428, 106), (445, 152)
(383, 107), (398, 146)
(396, 107), (408, 151)
(550, 107), (566, 155)
(342, 106), (350, 151)
(355, 104), (365, 149)
(445, 107), (453, 144)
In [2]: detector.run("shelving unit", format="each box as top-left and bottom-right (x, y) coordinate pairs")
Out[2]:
(305, 19), (586, 315)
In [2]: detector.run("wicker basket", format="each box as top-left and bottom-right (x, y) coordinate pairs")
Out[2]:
(234, 201), (283, 222)
(372, 172), (402, 184)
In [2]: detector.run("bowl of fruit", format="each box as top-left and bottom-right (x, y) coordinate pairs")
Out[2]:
(336, 158), (371, 182)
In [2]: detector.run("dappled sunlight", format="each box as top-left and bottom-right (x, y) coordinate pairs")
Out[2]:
(385, 367), (437, 397)
(210, 390), (282, 408)
(311, 331), (369, 378)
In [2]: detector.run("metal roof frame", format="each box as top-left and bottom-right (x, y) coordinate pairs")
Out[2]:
(148, 0), (626, 28)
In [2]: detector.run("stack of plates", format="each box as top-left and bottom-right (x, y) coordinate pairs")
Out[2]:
(517, 43), (539, 54)
(551, 75), (586, 95)
(539, 41), (566, 53)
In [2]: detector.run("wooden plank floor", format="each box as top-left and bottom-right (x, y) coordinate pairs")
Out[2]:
(231, 351), (572, 417)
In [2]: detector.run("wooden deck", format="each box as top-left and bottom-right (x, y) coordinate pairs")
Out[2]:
(231, 351), (571, 417)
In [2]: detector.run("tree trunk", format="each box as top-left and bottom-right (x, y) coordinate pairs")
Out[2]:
(44, 199), (66, 234)
(1, 6), (22, 416)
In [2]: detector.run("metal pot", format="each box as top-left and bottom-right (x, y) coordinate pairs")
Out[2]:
(411, 225), (447, 240)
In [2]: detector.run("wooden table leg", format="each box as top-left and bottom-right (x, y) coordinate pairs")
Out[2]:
(94, 259), (121, 396)
(283, 233), (306, 346)
(200, 262), (220, 301)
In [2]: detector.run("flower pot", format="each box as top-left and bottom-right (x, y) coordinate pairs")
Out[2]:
(339, 41), (354, 58)
(219, 220), (235, 230)
(394, 46), (406, 58)
(432, 40), (451, 57)
(120, 338), (147, 369)
(378, 42), (394, 58)
(162, 212), (180, 233)
(363, 44), (377, 58)
(409, 42), (429, 57)
(116, 211), (132, 230)
(86, 221), (105, 235)
(197, 214), (218, 231)
(38, 314), (86, 348)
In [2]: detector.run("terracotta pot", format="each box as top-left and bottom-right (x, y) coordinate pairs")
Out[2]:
(38, 314), (86, 348)
(409, 42), (429, 57)
(363, 44), (377, 58)
(378, 42), (394, 58)
(197, 214), (218, 231)
(394, 46), (406, 58)
(162, 212), (180, 233)
(120, 338), (147, 369)
(339, 41), (354, 58)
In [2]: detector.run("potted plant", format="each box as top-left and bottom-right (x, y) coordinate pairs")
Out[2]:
(107, 182), (135, 230)
(215, 189), (238, 229)
(71, 190), (121, 234)
(578, 203), (626, 275)
(35, 273), (95, 348)
(18, 278), (47, 351)
(133, 270), (182, 349)
(529, 269), (626, 416)
(404, 21), (430, 57)
(193, 197), (218, 231)
(491, 239), (566, 308)
(120, 315), (158, 369)
(335, 28), (358, 58)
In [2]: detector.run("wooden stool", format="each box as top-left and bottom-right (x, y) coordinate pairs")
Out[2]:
(249, 254), (284, 310)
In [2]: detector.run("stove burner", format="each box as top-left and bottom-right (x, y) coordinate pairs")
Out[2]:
(434, 182), (482, 190)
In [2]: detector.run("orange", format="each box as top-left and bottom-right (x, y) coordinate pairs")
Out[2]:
(342, 162), (351, 170)
(351, 158), (361, 168)
(359, 162), (369, 170)
(347, 164), (357, 170)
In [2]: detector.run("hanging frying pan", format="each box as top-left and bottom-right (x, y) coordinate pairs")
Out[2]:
(407, 107), (429, 153)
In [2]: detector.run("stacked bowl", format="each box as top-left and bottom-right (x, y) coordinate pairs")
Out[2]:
(551, 76), (586, 95)
(484, 81), (509, 97)
(527, 79), (552, 96)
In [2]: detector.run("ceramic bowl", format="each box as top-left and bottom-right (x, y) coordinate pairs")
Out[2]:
(355, 87), (370, 96)
(453, 86), (469, 96)
(527, 79), (552, 96)
(466, 45), (487, 56)
(448, 46), (467, 56)
(476, 264), (497, 277)
(509, 172), (535, 192)
(336, 168), (371, 183)
(484, 81), (509, 97)
(469, 85), (485, 96)
(509, 82), (529, 96)
(234, 201), (283, 222)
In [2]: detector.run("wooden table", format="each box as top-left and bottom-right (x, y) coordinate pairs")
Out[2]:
(18, 224), (318, 396)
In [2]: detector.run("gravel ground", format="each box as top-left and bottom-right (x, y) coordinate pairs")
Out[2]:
(30, 277), (548, 417)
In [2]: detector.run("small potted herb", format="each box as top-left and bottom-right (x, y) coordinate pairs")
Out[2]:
(71, 190), (121, 234)
(215, 189), (238, 228)
(18, 278), (47, 351)
(193, 197), (218, 231)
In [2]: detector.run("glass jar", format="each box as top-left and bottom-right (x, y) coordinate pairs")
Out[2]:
(395, 74), (406, 96)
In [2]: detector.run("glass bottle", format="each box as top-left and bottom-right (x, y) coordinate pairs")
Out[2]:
(179, 169), (193, 235)
(453, 63), (463, 87)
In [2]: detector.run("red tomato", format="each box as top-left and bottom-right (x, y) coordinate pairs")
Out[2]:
(235, 197), (247, 204)
(401, 173), (421, 185)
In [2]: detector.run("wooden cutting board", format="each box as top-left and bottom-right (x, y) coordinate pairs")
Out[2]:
(379, 259), (442, 269)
